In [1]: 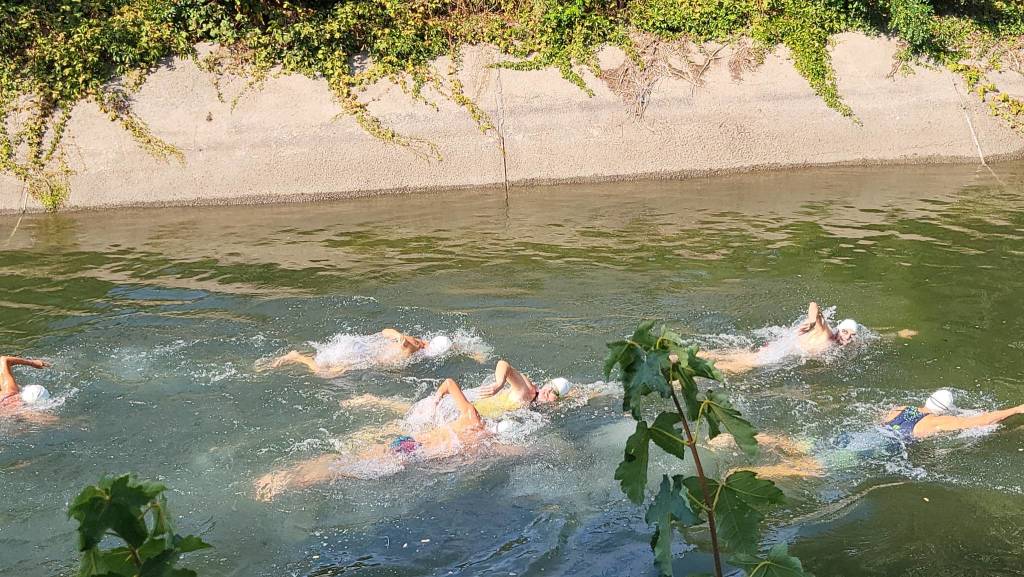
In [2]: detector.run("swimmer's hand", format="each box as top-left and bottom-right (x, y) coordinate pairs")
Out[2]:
(476, 381), (502, 399)
(897, 329), (918, 339)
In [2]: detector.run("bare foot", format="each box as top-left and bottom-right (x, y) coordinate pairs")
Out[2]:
(897, 329), (918, 339)
(269, 351), (302, 369)
(253, 470), (292, 502)
(340, 393), (384, 408)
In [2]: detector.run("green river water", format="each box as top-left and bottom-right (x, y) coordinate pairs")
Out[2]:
(1, 163), (1023, 577)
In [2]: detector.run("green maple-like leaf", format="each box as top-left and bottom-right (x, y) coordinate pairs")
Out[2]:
(173, 535), (212, 553)
(635, 350), (672, 399)
(685, 346), (722, 381)
(604, 339), (633, 380)
(684, 471), (784, 554)
(615, 420), (650, 504)
(630, 320), (658, 348)
(649, 411), (688, 461)
(645, 475), (699, 576)
(698, 389), (759, 457)
(732, 543), (814, 577)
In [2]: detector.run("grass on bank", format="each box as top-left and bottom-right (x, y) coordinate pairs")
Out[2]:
(2, 0), (1024, 210)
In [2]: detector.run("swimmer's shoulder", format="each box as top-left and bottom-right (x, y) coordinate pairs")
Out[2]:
(882, 406), (906, 422)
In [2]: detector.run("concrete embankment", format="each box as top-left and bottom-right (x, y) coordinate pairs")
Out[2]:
(2, 32), (1024, 213)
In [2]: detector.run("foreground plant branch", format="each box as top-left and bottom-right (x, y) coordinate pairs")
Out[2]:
(605, 321), (810, 577)
(68, 474), (212, 577)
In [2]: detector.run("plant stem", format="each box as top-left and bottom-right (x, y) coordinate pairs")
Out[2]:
(668, 382), (723, 577)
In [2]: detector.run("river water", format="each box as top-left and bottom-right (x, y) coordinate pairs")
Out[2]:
(1, 163), (1023, 577)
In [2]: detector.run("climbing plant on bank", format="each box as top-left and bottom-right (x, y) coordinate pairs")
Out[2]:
(605, 321), (810, 577)
(2, 0), (1023, 209)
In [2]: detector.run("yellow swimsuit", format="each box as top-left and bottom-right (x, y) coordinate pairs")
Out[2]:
(472, 389), (525, 419)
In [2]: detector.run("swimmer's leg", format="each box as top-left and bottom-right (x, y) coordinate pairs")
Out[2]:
(254, 446), (392, 501)
(1, 356), (46, 397)
(732, 461), (823, 479)
(340, 394), (411, 413)
(269, 351), (321, 373)
(699, 350), (756, 375)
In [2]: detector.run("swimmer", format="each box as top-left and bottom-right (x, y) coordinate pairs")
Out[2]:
(881, 389), (1024, 440)
(709, 389), (1024, 479)
(1, 356), (50, 409)
(254, 363), (573, 500)
(267, 328), (455, 377)
(1, 356), (56, 425)
(338, 359), (573, 418)
(701, 302), (859, 374)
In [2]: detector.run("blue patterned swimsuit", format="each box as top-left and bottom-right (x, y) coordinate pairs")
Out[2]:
(389, 435), (421, 455)
(884, 406), (927, 440)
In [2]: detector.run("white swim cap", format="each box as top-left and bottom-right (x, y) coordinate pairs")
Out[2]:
(495, 419), (515, 434)
(925, 389), (956, 414)
(547, 377), (572, 397)
(19, 384), (50, 405)
(424, 335), (453, 357)
(837, 319), (858, 332)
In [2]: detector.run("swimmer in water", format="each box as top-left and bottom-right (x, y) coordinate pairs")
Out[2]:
(880, 389), (1024, 440)
(1, 356), (55, 424)
(253, 361), (572, 501)
(710, 389), (1024, 479)
(267, 328), (455, 377)
(339, 359), (572, 417)
(701, 302), (859, 374)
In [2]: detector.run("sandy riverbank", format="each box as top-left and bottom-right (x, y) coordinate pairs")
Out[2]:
(2, 32), (1023, 213)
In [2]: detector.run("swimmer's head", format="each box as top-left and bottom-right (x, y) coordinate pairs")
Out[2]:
(19, 384), (50, 405)
(836, 319), (859, 345)
(424, 335), (453, 358)
(537, 377), (572, 404)
(924, 389), (956, 415)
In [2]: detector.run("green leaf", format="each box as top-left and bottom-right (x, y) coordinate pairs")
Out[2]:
(669, 362), (701, 421)
(732, 543), (814, 577)
(151, 497), (171, 537)
(645, 475), (700, 575)
(70, 475), (164, 550)
(614, 420), (650, 504)
(685, 346), (722, 381)
(79, 547), (135, 577)
(635, 350), (671, 399)
(699, 389), (759, 457)
(603, 339), (632, 380)
(139, 549), (195, 577)
(138, 537), (169, 561)
(685, 471), (784, 554)
(173, 535), (212, 553)
(649, 412), (688, 460)
(630, 320), (658, 348)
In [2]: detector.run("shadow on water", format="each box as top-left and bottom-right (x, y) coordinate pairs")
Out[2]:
(2, 162), (1024, 576)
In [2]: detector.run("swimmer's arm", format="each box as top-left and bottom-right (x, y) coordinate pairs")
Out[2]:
(916, 405), (1024, 437)
(798, 302), (832, 337)
(434, 379), (476, 414)
(798, 302), (819, 333)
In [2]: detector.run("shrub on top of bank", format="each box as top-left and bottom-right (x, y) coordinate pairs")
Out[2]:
(2, 0), (1023, 209)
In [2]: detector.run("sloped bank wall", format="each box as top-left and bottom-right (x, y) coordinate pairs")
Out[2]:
(2, 33), (1023, 213)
